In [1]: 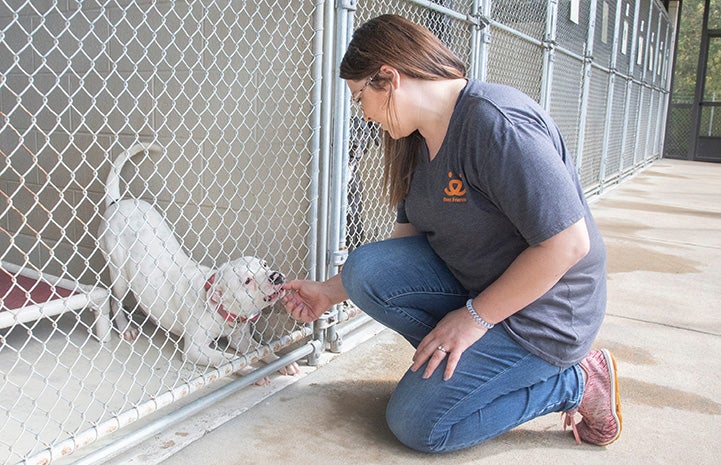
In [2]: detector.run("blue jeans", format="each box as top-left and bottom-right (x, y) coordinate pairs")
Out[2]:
(341, 235), (584, 453)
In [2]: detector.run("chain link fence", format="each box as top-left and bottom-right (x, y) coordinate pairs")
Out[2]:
(1, 1), (672, 464)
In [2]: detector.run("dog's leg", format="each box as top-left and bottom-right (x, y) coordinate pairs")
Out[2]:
(227, 329), (301, 379)
(109, 279), (141, 342)
(182, 337), (235, 367)
(223, 330), (270, 385)
(262, 353), (301, 376)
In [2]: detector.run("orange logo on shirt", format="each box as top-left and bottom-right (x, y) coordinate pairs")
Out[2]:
(443, 172), (467, 203)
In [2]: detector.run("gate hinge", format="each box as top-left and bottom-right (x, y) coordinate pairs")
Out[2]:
(331, 247), (348, 267)
(468, 12), (490, 30)
(338, 0), (357, 11)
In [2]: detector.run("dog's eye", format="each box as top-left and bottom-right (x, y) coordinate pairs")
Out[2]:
(244, 277), (252, 285)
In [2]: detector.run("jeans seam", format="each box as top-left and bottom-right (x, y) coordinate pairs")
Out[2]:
(384, 291), (468, 332)
(384, 290), (468, 306)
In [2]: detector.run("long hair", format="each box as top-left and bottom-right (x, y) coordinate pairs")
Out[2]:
(339, 14), (466, 207)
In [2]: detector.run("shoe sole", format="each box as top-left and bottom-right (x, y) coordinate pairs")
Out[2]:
(598, 348), (623, 446)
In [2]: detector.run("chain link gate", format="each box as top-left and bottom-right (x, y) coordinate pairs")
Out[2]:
(1, 2), (321, 464)
(1, 1), (673, 464)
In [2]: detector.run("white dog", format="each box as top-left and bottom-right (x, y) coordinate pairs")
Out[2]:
(98, 143), (299, 376)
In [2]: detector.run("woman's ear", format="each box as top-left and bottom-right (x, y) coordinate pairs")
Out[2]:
(379, 65), (401, 90)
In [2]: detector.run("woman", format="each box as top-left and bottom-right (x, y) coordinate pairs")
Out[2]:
(282, 14), (622, 453)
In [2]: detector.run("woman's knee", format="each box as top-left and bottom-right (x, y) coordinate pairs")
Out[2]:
(386, 400), (438, 453)
(385, 381), (448, 453)
(341, 235), (436, 302)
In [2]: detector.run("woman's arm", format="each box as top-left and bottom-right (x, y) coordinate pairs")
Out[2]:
(413, 218), (591, 380)
(284, 222), (419, 322)
(470, 217), (590, 325)
(283, 274), (347, 323)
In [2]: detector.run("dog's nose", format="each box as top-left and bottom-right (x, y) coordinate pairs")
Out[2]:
(269, 271), (285, 285)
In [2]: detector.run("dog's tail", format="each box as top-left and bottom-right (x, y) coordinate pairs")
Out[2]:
(105, 143), (161, 207)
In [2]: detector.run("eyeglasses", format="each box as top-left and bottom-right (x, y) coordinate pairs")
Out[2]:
(351, 70), (380, 107)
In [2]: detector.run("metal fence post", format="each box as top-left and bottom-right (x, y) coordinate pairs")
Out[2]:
(325, 0), (357, 355)
(474, 0), (491, 82)
(308, 0), (338, 367)
(540, 0), (558, 111)
(598, 0), (625, 189)
(575, 0), (598, 175)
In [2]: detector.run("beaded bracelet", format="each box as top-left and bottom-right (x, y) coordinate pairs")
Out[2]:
(466, 298), (495, 329)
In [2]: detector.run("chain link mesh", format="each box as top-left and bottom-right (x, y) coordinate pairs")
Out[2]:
(604, 76), (629, 181)
(623, 81), (643, 170)
(2, 1), (317, 463)
(1, 0), (673, 463)
(491, 0), (547, 41)
(486, 27), (545, 101)
(580, 67), (610, 190)
(556, 0), (592, 57)
(549, 51), (584, 163)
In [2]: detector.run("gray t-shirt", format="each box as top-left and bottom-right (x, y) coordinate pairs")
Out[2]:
(397, 80), (606, 368)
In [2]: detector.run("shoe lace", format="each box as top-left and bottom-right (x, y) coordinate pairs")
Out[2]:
(562, 410), (582, 445)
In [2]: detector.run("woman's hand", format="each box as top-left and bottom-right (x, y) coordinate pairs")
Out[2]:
(411, 307), (487, 381)
(281, 278), (345, 323)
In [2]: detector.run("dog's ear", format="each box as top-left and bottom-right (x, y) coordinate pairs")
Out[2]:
(206, 285), (223, 308)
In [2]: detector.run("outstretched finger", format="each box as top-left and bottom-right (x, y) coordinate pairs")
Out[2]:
(281, 280), (307, 294)
(281, 293), (301, 312)
(422, 348), (447, 379)
(443, 351), (461, 381)
(411, 340), (437, 373)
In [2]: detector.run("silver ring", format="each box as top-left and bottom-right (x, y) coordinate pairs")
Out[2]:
(437, 345), (448, 353)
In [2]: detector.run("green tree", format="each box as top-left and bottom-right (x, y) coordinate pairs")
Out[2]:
(671, 0), (704, 104)
(671, 0), (721, 102)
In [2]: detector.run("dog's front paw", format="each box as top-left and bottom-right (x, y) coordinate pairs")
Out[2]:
(278, 362), (301, 376)
(121, 324), (140, 342)
(254, 376), (272, 386)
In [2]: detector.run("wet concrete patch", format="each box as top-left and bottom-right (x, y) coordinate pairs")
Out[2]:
(595, 218), (649, 236)
(598, 199), (721, 220)
(639, 170), (692, 180)
(619, 377), (721, 415)
(605, 242), (702, 274)
(593, 340), (657, 366)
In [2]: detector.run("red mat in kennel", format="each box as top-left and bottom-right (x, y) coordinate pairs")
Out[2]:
(1, 267), (76, 310)
(0, 261), (111, 340)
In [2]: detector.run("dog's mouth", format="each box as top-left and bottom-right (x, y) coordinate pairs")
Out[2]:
(263, 289), (284, 303)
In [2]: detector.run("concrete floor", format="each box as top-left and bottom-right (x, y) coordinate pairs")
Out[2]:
(94, 158), (721, 465)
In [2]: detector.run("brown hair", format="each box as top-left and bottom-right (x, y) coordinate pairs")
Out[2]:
(340, 14), (466, 206)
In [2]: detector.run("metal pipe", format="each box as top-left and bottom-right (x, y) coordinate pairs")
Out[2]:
(68, 341), (321, 465)
(316, 0), (336, 282)
(305, 0), (327, 280)
(328, 1), (351, 278)
(574, 0), (598, 174)
(475, 0), (491, 82)
(406, 0), (476, 22)
(541, 0), (558, 111)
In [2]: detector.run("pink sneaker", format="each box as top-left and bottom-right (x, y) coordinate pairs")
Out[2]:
(562, 349), (623, 446)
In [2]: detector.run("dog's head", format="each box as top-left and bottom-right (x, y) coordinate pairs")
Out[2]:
(205, 256), (285, 323)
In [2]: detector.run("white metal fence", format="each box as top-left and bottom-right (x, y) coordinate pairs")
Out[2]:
(1, 1), (672, 464)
